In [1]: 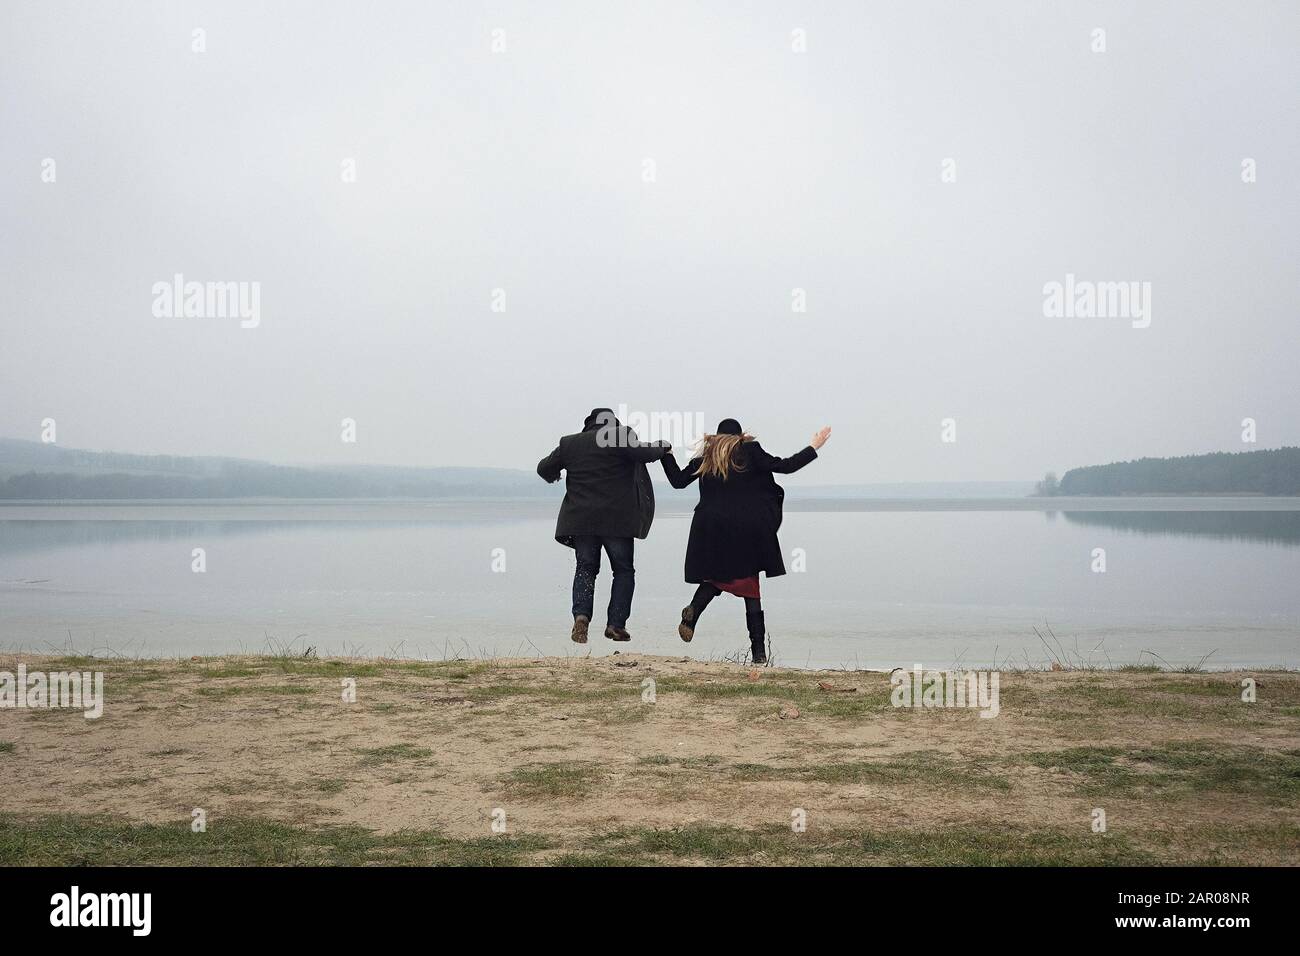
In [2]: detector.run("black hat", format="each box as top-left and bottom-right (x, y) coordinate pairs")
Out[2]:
(715, 418), (742, 435)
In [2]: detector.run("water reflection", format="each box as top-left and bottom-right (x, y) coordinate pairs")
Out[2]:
(0, 521), (370, 560)
(1061, 510), (1300, 546)
(0, 517), (528, 557)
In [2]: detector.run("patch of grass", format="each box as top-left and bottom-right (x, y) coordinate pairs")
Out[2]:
(355, 744), (433, 766)
(212, 778), (262, 796)
(994, 685), (1040, 708)
(369, 680), (426, 694)
(0, 742), (14, 754)
(0, 813), (550, 866)
(598, 824), (774, 862)
(395, 660), (492, 676)
(195, 684), (316, 698)
(1153, 679), (1245, 698)
(15, 657), (167, 684)
(586, 822), (1153, 866)
(264, 659), (386, 678)
(636, 754), (726, 770)
(501, 761), (603, 799)
(1053, 676), (1299, 724)
(102, 669), (168, 689)
(651, 674), (893, 719)
(17, 707), (75, 720)
(551, 851), (640, 867)
(1130, 743), (1300, 797)
(1060, 683), (1204, 719)
(68, 775), (159, 796)
(726, 751), (1011, 791)
(1027, 746), (1126, 770)
(603, 702), (654, 723)
(0, 812), (1290, 866)
(1139, 822), (1300, 866)
(196, 666), (262, 679)
(627, 751), (1010, 792)
(189, 657), (494, 681)
(469, 683), (625, 704)
(433, 664), (495, 681)
(1253, 678), (1300, 707)
(1023, 743), (1300, 798)
(633, 754), (728, 787)
(29, 655), (100, 670)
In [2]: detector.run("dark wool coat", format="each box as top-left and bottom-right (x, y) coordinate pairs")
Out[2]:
(537, 412), (670, 546)
(662, 441), (818, 582)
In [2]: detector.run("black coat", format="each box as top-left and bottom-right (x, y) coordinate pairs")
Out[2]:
(538, 417), (670, 546)
(662, 441), (818, 582)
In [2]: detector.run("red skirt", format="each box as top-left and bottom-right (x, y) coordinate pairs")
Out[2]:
(708, 575), (760, 599)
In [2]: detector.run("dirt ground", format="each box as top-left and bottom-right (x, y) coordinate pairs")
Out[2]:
(2, 652), (1297, 865)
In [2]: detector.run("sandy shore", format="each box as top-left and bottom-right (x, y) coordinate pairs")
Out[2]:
(2, 652), (1297, 865)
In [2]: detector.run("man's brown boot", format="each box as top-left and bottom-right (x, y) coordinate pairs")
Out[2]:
(571, 615), (590, 644)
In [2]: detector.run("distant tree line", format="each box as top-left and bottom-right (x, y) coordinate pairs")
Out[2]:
(1036, 447), (1300, 496)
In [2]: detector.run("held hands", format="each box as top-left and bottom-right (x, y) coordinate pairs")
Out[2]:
(810, 426), (831, 450)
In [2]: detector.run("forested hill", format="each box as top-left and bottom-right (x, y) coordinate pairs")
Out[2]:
(0, 439), (557, 500)
(1051, 447), (1300, 496)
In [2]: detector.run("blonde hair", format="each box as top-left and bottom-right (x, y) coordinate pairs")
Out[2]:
(693, 432), (754, 480)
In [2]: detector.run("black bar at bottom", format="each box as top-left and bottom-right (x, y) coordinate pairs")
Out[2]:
(0, 866), (1279, 940)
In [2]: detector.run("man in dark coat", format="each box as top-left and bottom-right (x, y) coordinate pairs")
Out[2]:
(537, 408), (670, 644)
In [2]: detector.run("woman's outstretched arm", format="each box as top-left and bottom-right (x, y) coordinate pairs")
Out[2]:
(756, 426), (831, 474)
(661, 451), (702, 489)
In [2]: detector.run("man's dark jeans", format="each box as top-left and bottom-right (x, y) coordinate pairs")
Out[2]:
(571, 535), (635, 628)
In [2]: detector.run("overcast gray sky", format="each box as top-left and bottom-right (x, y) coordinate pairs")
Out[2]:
(2, 0), (1297, 482)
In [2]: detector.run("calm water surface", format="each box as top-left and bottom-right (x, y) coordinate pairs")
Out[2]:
(1, 499), (1297, 670)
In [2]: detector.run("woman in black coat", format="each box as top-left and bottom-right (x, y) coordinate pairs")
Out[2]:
(661, 419), (831, 663)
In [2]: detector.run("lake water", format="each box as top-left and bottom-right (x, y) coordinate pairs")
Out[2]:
(1, 498), (1298, 670)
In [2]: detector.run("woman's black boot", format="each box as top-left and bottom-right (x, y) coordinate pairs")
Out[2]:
(681, 584), (719, 643)
(746, 609), (767, 664)
(678, 605), (697, 642)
